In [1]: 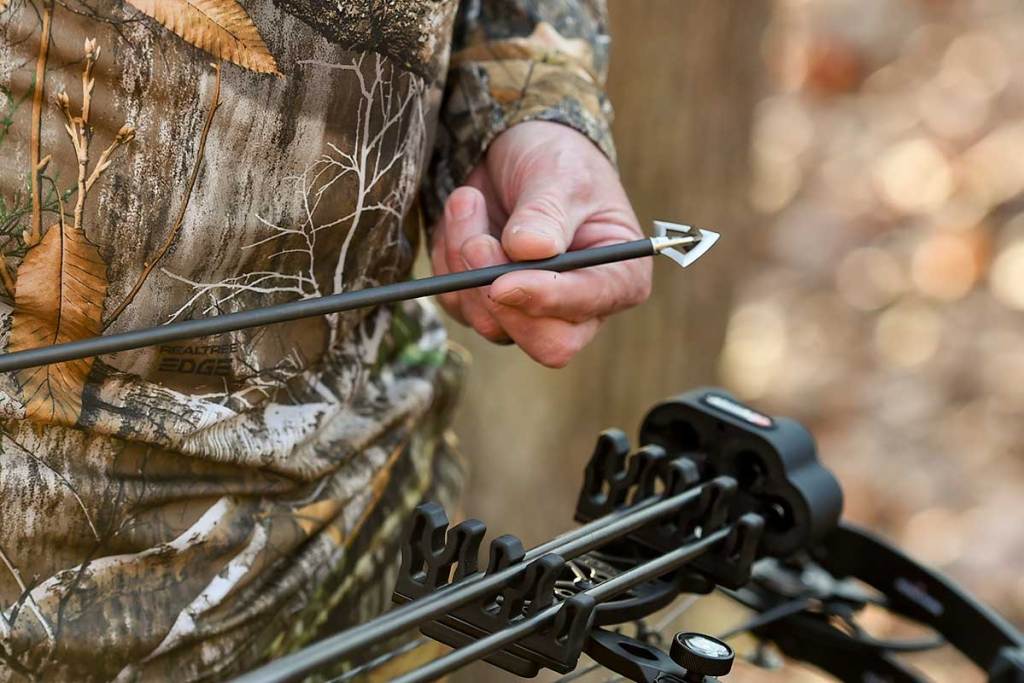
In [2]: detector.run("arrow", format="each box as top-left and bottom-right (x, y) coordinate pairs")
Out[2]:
(0, 223), (718, 373)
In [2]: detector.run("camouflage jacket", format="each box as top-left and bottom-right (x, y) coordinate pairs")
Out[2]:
(0, 0), (613, 680)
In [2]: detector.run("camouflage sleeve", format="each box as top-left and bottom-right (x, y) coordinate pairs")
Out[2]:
(423, 0), (616, 222)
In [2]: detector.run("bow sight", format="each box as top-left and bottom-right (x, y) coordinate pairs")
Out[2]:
(234, 389), (1024, 683)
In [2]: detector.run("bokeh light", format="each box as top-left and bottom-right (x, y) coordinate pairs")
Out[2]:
(990, 240), (1024, 310)
(910, 232), (980, 301)
(873, 299), (943, 368)
(872, 138), (953, 214)
(728, 5), (1024, 673)
(720, 301), (789, 399)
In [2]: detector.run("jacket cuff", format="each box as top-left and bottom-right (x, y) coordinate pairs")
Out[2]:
(423, 55), (616, 225)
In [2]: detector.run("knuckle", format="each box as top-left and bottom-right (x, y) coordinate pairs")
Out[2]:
(567, 168), (595, 205)
(584, 278), (618, 320)
(591, 285), (614, 318)
(621, 215), (645, 240)
(550, 146), (587, 178)
(548, 145), (599, 203)
(522, 193), (569, 227)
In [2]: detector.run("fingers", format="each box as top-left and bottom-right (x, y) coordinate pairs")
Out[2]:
(429, 225), (467, 325)
(459, 235), (598, 366)
(488, 257), (653, 323)
(459, 234), (512, 344)
(455, 232), (603, 366)
(443, 186), (491, 275)
(500, 152), (593, 262)
(433, 186), (506, 339)
(489, 305), (603, 368)
(428, 122), (651, 366)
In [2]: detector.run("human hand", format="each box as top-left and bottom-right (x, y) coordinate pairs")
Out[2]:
(430, 121), (651, 368)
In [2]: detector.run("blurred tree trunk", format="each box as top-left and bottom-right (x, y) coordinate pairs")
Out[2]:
(450, 0), (770, 548)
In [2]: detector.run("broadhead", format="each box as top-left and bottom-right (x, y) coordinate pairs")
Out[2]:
(653, 221), (720, 268)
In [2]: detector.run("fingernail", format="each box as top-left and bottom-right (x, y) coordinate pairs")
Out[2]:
(509, 225), (559, 248)
(495, 287), (530, 307)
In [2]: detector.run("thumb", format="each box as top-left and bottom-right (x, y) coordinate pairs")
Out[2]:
(500, 175), (582, 262)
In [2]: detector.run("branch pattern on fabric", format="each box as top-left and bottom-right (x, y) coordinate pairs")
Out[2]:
(26, 0), (52, 249)
(103, 61), (223, 329)
(164, 53), (427, 354)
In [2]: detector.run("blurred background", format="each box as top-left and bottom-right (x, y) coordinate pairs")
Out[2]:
(445, 0), (1024, 680)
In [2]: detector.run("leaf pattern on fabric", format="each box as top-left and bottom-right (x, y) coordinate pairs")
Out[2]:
(9, 222), (108, 425)
(123, 0), (280, 74)
(451, 22), (597, 80)
(0, 1), (10, 14)
(293, 499), (345, 544)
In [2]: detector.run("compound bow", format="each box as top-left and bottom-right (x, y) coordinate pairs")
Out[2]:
(232, 388), (1024, 683)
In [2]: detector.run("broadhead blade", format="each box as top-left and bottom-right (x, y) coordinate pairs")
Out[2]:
(679, 229), (719, 267)
(654, 221), (699, 240)
(653, 221), (720, 268)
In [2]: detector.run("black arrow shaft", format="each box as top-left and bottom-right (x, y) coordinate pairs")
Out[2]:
(0, 240), (655, 373)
